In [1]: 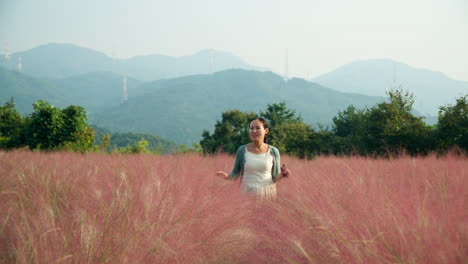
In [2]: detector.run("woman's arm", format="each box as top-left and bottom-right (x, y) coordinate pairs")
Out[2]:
(279, 164), (291, 181)
(271, 146), (291, 183)
(216, 146), (245, 180)
(227, 146), (244, 180)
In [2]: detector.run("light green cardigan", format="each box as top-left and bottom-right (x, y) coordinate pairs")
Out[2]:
(228, 144), (282, 182)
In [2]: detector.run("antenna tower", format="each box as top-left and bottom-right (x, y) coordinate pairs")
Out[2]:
(122, 75), (128, 102)
(4, 41), (11, 62)
(18, 56), (22, 71)
(209, 49), (214, 73)
(284, 48), (289, 80)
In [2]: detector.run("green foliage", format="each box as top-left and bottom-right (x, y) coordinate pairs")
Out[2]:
(23, 100), (65, 150)
(437, 95), (468, 152)
(330, 89), (434, 156)
(332, 105), (368, 154)
(269, 122), (314, 159)
(99, 134), (111, 152)
(93, 126), (177, 154)
(92, 70), (383, 145)
(0, 98), (25, 148)
(202, 91), (466, 158)
(1, 99), (94, 152)
(62, 126), (95, 152)
(365, 89), (432, 155)
(201, 103), (314, 158)
(200, 110), (257, 154)
(60, 105), (94, 151)
(260, 102), (310, 158)
(177, 143), (203, 154)
(118, 138), (151, 154)
(260, 102), (302, 128)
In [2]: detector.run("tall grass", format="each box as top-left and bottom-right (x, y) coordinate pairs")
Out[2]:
(0, 151), (466, 263)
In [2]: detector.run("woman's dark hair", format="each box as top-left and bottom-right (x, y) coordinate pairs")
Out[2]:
(249, 117), (269, 143)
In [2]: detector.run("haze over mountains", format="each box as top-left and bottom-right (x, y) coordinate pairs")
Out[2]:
(1, 43), (466, 144)
(0, 43), (266, 81)
(0, 65), (383, 145)
(312, 59), (468, 115)
(91, 70), (383, 144)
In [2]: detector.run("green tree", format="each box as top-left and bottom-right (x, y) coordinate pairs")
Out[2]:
(436, 95), (468, 152)
(365, 89), (431, 155)
(200, 110), (257, 154)
(260, 102), (302, 128)
(99, 134), (111, 152)
(0, 98), (24, 148)
(119, 138), (150, 154)
(332, 105), (369, 154)
(260, 102), (304, 148)
(23, 100), (94, 151)
(201, 103), (313, 157)
(23, 100), (64, 150)
(269, 122), (314, 158)
(60, 105), (94, 151)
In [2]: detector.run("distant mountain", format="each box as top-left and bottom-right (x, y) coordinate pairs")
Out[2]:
(52, 71), (142, 113)
(91, 69), (384, 145)
(312, 59), (468, 115)
(0, 43), (267, 81)
(0, 43), (111, 79)
(0, 66), (69, 113)
(0, 67), (141, 114)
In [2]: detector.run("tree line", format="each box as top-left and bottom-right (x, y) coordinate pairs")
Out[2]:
(0, 98), (175, 153)
(1, 89), (466, 157)
(0, 99), (94, 152)
(200, 90), (467, 158)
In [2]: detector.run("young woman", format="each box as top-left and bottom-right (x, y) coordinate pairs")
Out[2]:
(216, 117), (291, 198)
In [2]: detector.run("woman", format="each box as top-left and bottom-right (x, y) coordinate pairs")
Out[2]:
(216, 117), (291, 198)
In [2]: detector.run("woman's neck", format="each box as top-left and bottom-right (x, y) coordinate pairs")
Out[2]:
(251, 141), (266, 149)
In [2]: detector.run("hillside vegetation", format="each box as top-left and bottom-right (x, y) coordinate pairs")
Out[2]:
(92, 70), (383, 145)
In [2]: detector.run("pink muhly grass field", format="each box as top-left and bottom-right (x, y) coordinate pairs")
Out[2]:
(0, 150), (466, 263)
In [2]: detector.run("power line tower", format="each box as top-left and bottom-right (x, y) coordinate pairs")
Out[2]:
(4, 41), (11, 62)
(209, 49), (214, 74)
(122, 75), (128, 103)
(284, 48), (289, 81)
(18, 56), (22, 71)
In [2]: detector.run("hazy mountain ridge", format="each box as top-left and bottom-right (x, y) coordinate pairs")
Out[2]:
(0, 67), (141, 114)
(91, 69), (384, 145)
(3, 44), (465, 145)
(0, 66), (70, 113)
(0, 43), (267, 81)
(312, 59), (468, 115)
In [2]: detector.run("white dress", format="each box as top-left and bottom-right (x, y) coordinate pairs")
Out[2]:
(242, 148), (277, 198)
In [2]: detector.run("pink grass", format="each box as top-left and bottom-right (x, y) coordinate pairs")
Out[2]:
(0, 151), (466, 263)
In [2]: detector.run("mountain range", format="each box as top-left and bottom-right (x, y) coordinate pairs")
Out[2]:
(0, 43), (266, 81)
(312, 59), (467, 115)
(1, 43), (466, 145)
(0, 65), (383, 145)
(91, 70), (383, 144)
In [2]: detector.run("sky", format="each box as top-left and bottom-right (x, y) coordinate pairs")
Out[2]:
(1, 0), (467, 81)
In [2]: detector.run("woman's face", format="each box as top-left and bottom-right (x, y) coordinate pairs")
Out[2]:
(249, 119), (269, 142)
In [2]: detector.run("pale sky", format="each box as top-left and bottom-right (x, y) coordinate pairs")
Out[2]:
(1, 0), (467, 80)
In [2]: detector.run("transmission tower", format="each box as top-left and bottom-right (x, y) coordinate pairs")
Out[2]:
(18, 56), (22, 71)
(122, 75), (128, 103)
(209, 49), (214, 73)
(284, 48), (289, 80)
(4, 41), (11, 62)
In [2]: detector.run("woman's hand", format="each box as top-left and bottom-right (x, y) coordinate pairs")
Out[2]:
(280, 164), (291, 178)
(216, 171), (229, 180)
